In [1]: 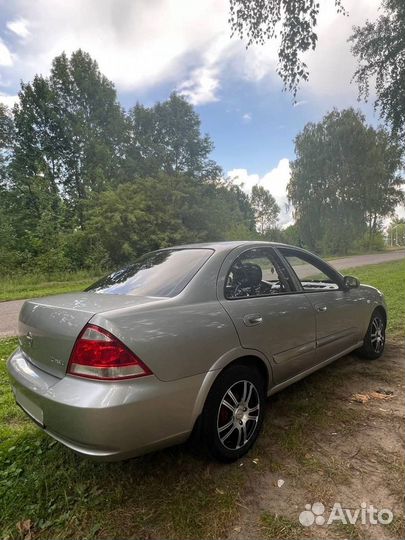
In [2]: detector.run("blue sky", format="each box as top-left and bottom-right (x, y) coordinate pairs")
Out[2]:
(0, 0), (387, 224)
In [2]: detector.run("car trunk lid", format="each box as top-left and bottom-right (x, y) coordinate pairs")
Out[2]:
(18, 292), (161, 378)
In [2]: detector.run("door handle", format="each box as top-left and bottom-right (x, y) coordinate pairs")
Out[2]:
(243, 314), (263, 326)
(316, 305), (328, 312)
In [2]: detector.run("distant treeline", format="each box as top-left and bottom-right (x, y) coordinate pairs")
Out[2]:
(0, 50), (403, 277)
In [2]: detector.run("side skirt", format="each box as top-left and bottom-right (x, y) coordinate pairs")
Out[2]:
(267, 340), (363, 397)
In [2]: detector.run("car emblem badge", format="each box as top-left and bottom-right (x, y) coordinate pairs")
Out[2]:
(26, 331), (33, 347)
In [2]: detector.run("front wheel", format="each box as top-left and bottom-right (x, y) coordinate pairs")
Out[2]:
(201, 365), (266, 462)
(357, 309), (386, 360)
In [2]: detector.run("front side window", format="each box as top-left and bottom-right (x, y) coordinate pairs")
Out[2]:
(86, 248), (213, 297)
(279, 249), (340, 291)
(225, 248), (290, 299)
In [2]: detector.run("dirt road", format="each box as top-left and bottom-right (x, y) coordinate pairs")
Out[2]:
(0, 250), (403, 338)
(0, 299), (26, 338)
(328, 250), (405, 270)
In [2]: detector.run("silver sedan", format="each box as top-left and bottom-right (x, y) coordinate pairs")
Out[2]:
(7, 242), (387, 461)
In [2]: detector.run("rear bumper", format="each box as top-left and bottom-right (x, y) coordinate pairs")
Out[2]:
(7, 348), (205, 460)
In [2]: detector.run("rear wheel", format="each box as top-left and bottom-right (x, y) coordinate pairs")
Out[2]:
(202, 365), (266, 462)
(357, 309), (386, 359)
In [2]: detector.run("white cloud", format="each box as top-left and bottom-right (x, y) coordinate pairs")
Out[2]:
(177, 36), (233, 105)
(178, 66), (220, 105)
(7, 18), (30, 39)
(169, 0), (380, 107)
(0, 39), (13, 66)
(0, 0), (381, 107)
(239, 40), (279, 83)
(3, 0), (230, 96)
(302, 0), (380, 101)
(395, 206), (405, 220)
(228, 158), (293, 227)
(242, 112), (252, 122)
(0, 93), (18, 108)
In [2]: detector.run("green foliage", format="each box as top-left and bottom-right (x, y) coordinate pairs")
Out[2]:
(0, 104), (14, 187)
(11, 50), (127, 229)
(288, 108), (404, 255)
(350, 0), (405, 137)
(1, 48), (401, 279)
(0, 50), (258, 276)
(229, 0), (346, 95)
(126, 93), (220, 180)
(352, 231), (386, 253)
(83, 176), (257, 267)
(387, 217), (405, 246)
(280, 223), (300, 246)
(250, 185), (280, 235)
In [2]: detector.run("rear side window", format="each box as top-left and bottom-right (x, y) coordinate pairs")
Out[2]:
(86, 249), (213, 297)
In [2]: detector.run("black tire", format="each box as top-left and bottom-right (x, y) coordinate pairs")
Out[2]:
(201, 364), (266, 462)
(357, 309), (386, 360)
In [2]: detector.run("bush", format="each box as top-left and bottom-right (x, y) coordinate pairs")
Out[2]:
(353, 231), (386, 253)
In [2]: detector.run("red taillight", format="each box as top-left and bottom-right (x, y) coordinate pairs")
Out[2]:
(67, 324), (152, 381)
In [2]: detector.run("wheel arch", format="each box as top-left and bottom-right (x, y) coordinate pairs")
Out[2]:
(190, 349), (272, 428)
(374, 304), (387, 324)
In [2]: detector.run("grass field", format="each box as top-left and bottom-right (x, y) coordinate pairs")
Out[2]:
(0, 271), (100, 302)
(344, 259), (405, 337)
(0, 259), (403, 539)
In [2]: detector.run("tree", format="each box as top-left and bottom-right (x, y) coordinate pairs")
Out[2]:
(280, 223), (300, 246)
(84, 175), (257, 268)
(360, 129), (404, 244)
(288, 108), (404, 254)
(387, 216), (405, 246)
(229, 0), (346, 95)
(84, 178), (188, 267)
(126, 93), (221, 181)
(0, 50), (258, 276)
(228, 183), (256, 233)
(350, 0), (405, 137)
(0, 104), (14, 188)
(12, 50), (127, 228)
(250, 185), (280, 235)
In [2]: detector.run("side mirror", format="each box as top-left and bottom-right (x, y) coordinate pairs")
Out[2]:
(343, 275), (360, 290)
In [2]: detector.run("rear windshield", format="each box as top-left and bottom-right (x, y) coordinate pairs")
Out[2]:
(86, 248), (213, 297)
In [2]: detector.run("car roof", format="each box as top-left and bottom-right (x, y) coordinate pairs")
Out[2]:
(162, 240), (292, 252)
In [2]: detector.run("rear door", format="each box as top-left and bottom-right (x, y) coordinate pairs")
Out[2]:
(218, 246), (317, 384)
(277, 247), (363, 362)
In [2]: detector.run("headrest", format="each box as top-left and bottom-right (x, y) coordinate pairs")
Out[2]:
(233, 262), (262, 288)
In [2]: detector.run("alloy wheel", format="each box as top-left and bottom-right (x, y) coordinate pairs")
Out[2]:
(371, 316), (385, 353)
(217, 380), (260, 450)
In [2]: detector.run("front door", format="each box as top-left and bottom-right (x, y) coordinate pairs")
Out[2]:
(218, 246), (317, 384)
(277, 247), (363, 362)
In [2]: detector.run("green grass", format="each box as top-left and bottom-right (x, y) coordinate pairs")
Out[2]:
(261, 513), (305, 539)
(341, 259), (405, 337)
(0, 271), (101, 302)
(333, 523), (365, 540)
(384, 515), (405, 539)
